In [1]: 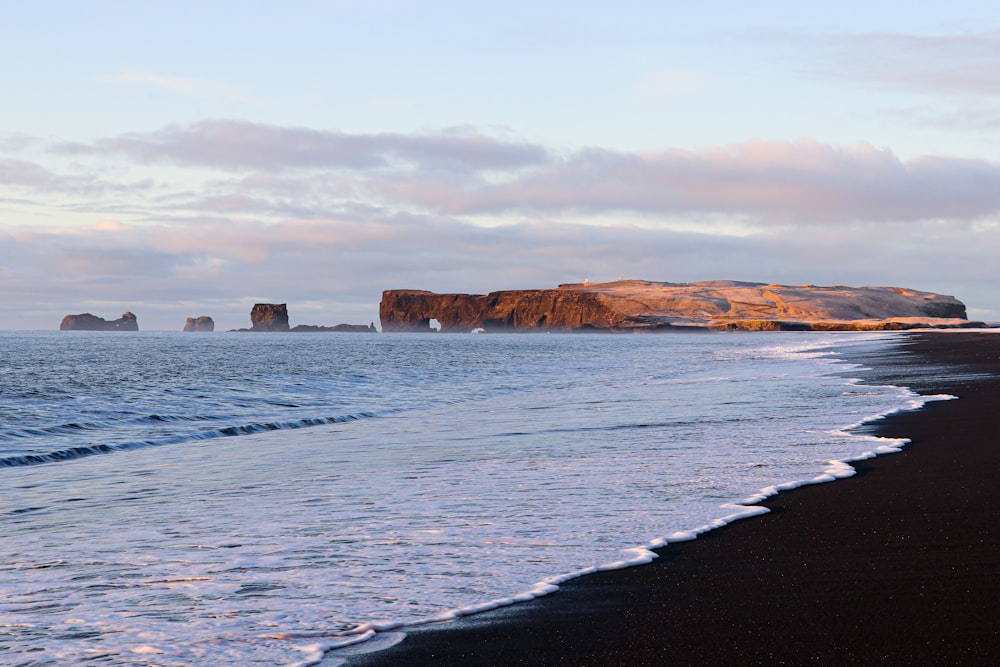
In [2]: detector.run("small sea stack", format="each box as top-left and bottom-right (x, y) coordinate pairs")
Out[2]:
(183, 316), (215, 332)
(250, 304), (290, 332)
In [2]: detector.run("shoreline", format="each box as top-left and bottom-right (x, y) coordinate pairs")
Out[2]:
(339, 331), (1000, 665)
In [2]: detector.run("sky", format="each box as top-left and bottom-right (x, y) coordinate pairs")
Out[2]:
(2, 0), (1000, 330)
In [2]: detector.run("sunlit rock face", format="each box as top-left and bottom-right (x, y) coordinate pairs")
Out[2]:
(250, 304), (290, 332)
(59, 312), (139, 331)
(380, 280), (974, 333)
(183, 316), (215, 332)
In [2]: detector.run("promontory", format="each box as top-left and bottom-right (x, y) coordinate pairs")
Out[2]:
(380, 280), (980, 333)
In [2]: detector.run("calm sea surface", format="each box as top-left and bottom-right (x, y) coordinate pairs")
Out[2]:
(0, 331), (921, 666)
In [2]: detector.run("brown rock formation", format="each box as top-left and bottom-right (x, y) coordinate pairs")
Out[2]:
(380, 280), (974, 333)
(59, 312), (139, 331)
(183, 316), (215, 332)
(250, 304), (290, 332)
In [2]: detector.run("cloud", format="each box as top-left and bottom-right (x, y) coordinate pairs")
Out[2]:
(56, 120), (552, 172)
(0, 133), (40, 152)
(0, 159), (61, 188)
(27, 123), (1000, 229)
(372, 139), (1000, 223)
(0, 156), (155, 201)
(812, 29), (1000, 97)
(97, 69), (246, 101)
(889, 103), (1000, 133)
(89, 123), (1000, 225)
(770, 28), (1000, 135)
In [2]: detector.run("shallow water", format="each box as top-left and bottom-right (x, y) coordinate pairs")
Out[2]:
(0, 331), (918, 666)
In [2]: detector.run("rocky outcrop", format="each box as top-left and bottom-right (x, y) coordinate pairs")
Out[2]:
(380, 280), (976, 333)
(250, 304), (290, 332)
(183, 316), (215, 332)
(59, 312), (139, 331)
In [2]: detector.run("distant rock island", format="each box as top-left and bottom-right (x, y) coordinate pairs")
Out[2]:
(380, 280), (981, 333)
(183, 316), (215, 332)
(60, 312), (139, 331)
(231, 303), (377, 333)
(251, 303), (290, 332)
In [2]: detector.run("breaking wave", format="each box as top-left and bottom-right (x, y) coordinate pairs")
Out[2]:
(0, 412), (376, 467)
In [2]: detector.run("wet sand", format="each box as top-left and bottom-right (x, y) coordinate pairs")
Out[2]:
(345, 332), (1000, 666)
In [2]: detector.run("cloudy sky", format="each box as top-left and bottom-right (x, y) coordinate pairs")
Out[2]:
(3, 1), (1000, 330)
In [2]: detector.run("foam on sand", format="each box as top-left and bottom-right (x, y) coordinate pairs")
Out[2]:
(321, 386), (955, 665)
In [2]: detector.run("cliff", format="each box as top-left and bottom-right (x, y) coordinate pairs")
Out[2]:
(60, 312), (139, 331)
(380, 280), (976, 333)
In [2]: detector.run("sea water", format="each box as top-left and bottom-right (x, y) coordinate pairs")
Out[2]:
(0, 331), (929, 666)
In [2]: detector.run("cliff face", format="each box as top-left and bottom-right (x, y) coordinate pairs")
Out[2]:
(380, 290), (625, 332)
(250, 304), (290, 332)
(60, 312), (139, 331)
(380, 280), (973, 333)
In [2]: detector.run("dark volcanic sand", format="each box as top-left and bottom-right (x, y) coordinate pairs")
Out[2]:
(343, 332), (1000, 666)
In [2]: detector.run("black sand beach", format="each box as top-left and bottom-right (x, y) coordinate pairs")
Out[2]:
(345, 332), (1000, 666)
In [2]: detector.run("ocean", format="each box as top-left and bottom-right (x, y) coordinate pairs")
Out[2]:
(0, 331), (931, 666)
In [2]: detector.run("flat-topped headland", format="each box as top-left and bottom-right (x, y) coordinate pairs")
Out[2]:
(380, 279), (981, 332)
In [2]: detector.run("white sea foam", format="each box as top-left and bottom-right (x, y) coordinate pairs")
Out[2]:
(326, 338), (951, 664)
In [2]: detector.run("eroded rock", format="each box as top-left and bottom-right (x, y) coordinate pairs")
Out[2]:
(183, 316), (215, 332)
(250, 304), (290, 332)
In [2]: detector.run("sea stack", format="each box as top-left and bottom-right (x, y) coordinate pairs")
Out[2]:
(60, 312), (139, 331)
(183, 316), (215, 332)
(250, 304), (290, 332)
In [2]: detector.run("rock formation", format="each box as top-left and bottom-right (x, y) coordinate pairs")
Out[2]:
(183, 316), (215, 332)
(59, 312), (139, 331)
(250, 304), (290, 332)
(380, 280), (976, 333)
